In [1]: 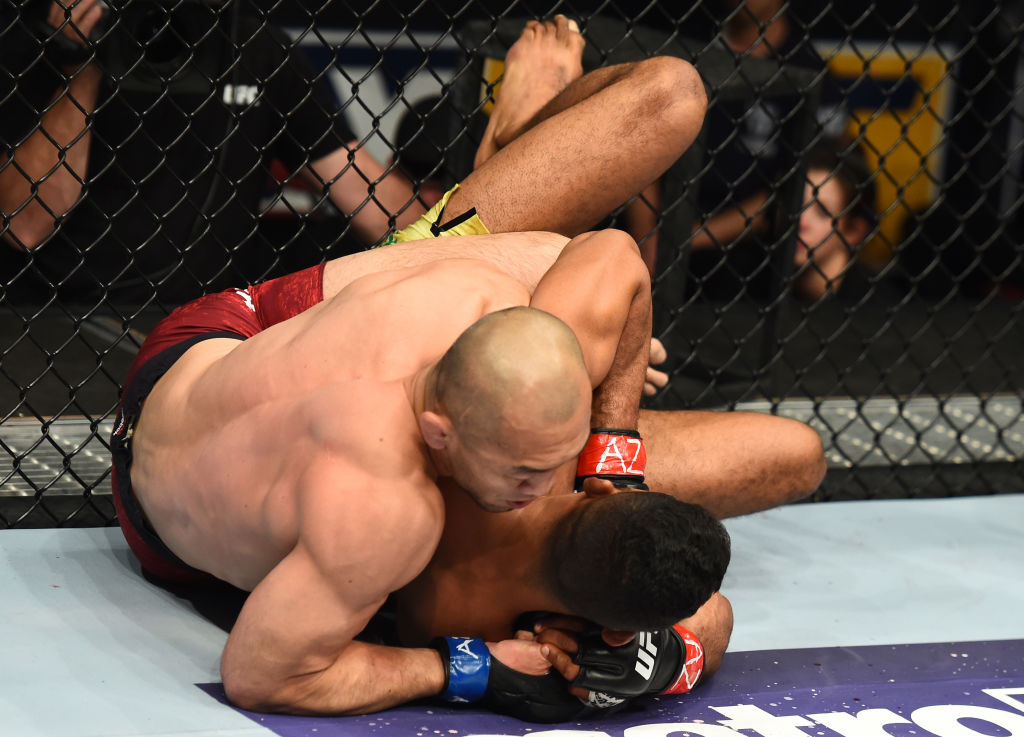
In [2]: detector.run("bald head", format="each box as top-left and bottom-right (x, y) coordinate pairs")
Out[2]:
(434, 307), (591, 443)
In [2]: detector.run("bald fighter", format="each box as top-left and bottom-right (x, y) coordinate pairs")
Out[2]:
(111, 16), (823, 719)
(112, 227), (655, 716)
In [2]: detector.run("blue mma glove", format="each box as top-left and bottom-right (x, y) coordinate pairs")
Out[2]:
(432, 636), (629, 723)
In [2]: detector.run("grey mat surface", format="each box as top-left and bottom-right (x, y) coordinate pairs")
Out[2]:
(3, 495), (1022, 737)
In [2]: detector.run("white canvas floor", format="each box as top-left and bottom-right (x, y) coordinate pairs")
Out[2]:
(3, 494), (1022, 737)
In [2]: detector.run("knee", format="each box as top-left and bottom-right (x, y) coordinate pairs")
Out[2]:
(635, 56), (708, 125)
(780, 418), (827, 502)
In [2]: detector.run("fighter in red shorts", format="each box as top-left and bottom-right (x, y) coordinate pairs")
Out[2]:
(111, 263), (327, 583)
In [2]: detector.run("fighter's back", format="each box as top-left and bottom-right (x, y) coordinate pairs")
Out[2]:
(128, 258), (531, 590)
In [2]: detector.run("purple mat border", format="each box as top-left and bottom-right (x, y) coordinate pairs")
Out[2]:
(199, 638), (1024, 737)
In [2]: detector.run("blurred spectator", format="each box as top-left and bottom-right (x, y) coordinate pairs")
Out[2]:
(794, 138), (877, 301)
(390, 96), (456, 210)
(0, 0), (421, 307)
(687, 0), (848, 298)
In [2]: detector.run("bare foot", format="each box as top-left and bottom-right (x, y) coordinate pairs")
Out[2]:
(473, 15), (584, 169)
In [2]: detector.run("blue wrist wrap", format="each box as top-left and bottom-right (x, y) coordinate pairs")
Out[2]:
(436, 637), (491, 703)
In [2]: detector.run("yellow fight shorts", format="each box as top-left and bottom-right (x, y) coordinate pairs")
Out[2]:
(380, 184), (490, 246)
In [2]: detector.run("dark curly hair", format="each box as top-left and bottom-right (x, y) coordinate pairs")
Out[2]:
(544, 491), (731, 632)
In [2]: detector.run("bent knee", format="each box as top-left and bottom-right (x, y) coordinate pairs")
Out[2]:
(780, 417), (827, 500)
(636, 56), (708, 121)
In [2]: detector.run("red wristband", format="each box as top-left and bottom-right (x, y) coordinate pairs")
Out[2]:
(575, 429), (647, 479)
(662, 625), (704, 695)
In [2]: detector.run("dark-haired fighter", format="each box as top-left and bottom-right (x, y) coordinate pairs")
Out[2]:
(392, 483), (734, 722)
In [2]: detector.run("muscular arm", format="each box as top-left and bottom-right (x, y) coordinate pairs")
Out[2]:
(221, 471), (446, 715)
(304, 144), (425, 245)
(1, 0), (102, 249)
(529, 229), (651, 430)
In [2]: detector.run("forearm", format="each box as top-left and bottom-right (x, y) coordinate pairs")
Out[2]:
(311, 144), (424, 245)
(676, 592), (733, 681)
(530, 229), (651, 430)
(224, 638), (445, 716)
(588, 268), (650, 431)
(1, 65), (100, 248)
(691, 191), (770, 250)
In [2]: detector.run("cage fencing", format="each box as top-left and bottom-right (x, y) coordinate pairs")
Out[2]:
(1, 0), (1022, 527)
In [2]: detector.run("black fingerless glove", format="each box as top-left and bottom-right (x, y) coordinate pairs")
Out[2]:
(571, 625), (705, 698)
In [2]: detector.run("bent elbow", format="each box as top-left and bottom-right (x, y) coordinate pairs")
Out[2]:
(222, 669), (279, 713)
(697, 592), (733, 683)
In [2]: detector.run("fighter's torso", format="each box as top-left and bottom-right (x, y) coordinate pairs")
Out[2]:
(130, 259), (531, 589)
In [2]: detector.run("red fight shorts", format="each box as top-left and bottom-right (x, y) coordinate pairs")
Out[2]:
(110, 262), (326, 584)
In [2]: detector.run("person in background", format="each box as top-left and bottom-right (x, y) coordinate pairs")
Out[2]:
(0, 0), (421, 306)
(686, 0), (849, 299)
(794, 137), (877, 301)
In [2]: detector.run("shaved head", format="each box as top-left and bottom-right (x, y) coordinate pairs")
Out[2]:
(434, 307), (590, 444)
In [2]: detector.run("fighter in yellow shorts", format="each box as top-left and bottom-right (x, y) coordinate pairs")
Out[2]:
(381, 184), (490, 245)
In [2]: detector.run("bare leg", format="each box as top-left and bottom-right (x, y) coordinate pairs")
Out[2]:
(638, 409), (826, 518)
(473, 15), (585, 170)
(446, 26), (707, 237)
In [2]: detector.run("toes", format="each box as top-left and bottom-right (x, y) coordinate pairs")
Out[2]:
(554, 14), (581, 36)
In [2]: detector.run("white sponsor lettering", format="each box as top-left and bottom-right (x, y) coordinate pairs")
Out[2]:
(596, 442), (626, 474)
(455, 638), (479, 659)
(626, 724), (740, 737)
(634, 631), (658, 680)
(222, 83), (260, 106)
(234, 288), (256, 313)
(625, 437), (643, 473)
(457, 688), (1024, 737)
(712, 704), (816, 737)
(983, 688), (1024, 714)
(911, 705), (1024, 737)
(596, 436), (643, 474)
(809, 708), (912, 737)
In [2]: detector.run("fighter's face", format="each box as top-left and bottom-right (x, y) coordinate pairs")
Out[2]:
(448, 418), (591, 513)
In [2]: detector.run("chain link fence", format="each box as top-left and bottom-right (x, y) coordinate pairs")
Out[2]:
(2, 0), (1022, 527)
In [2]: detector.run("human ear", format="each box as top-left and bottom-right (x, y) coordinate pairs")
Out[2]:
(840, 215), (871, 250)
(418, 411), (452, 450)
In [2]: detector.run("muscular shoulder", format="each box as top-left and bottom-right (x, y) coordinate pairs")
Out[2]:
(293, 384), (444, 588)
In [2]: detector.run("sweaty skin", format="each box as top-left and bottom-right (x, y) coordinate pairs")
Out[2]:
(321, 236), (828, 520)
(121, 13), (820, 718)
(128, 230), (650, 715)
(394, 480), (735, 683)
